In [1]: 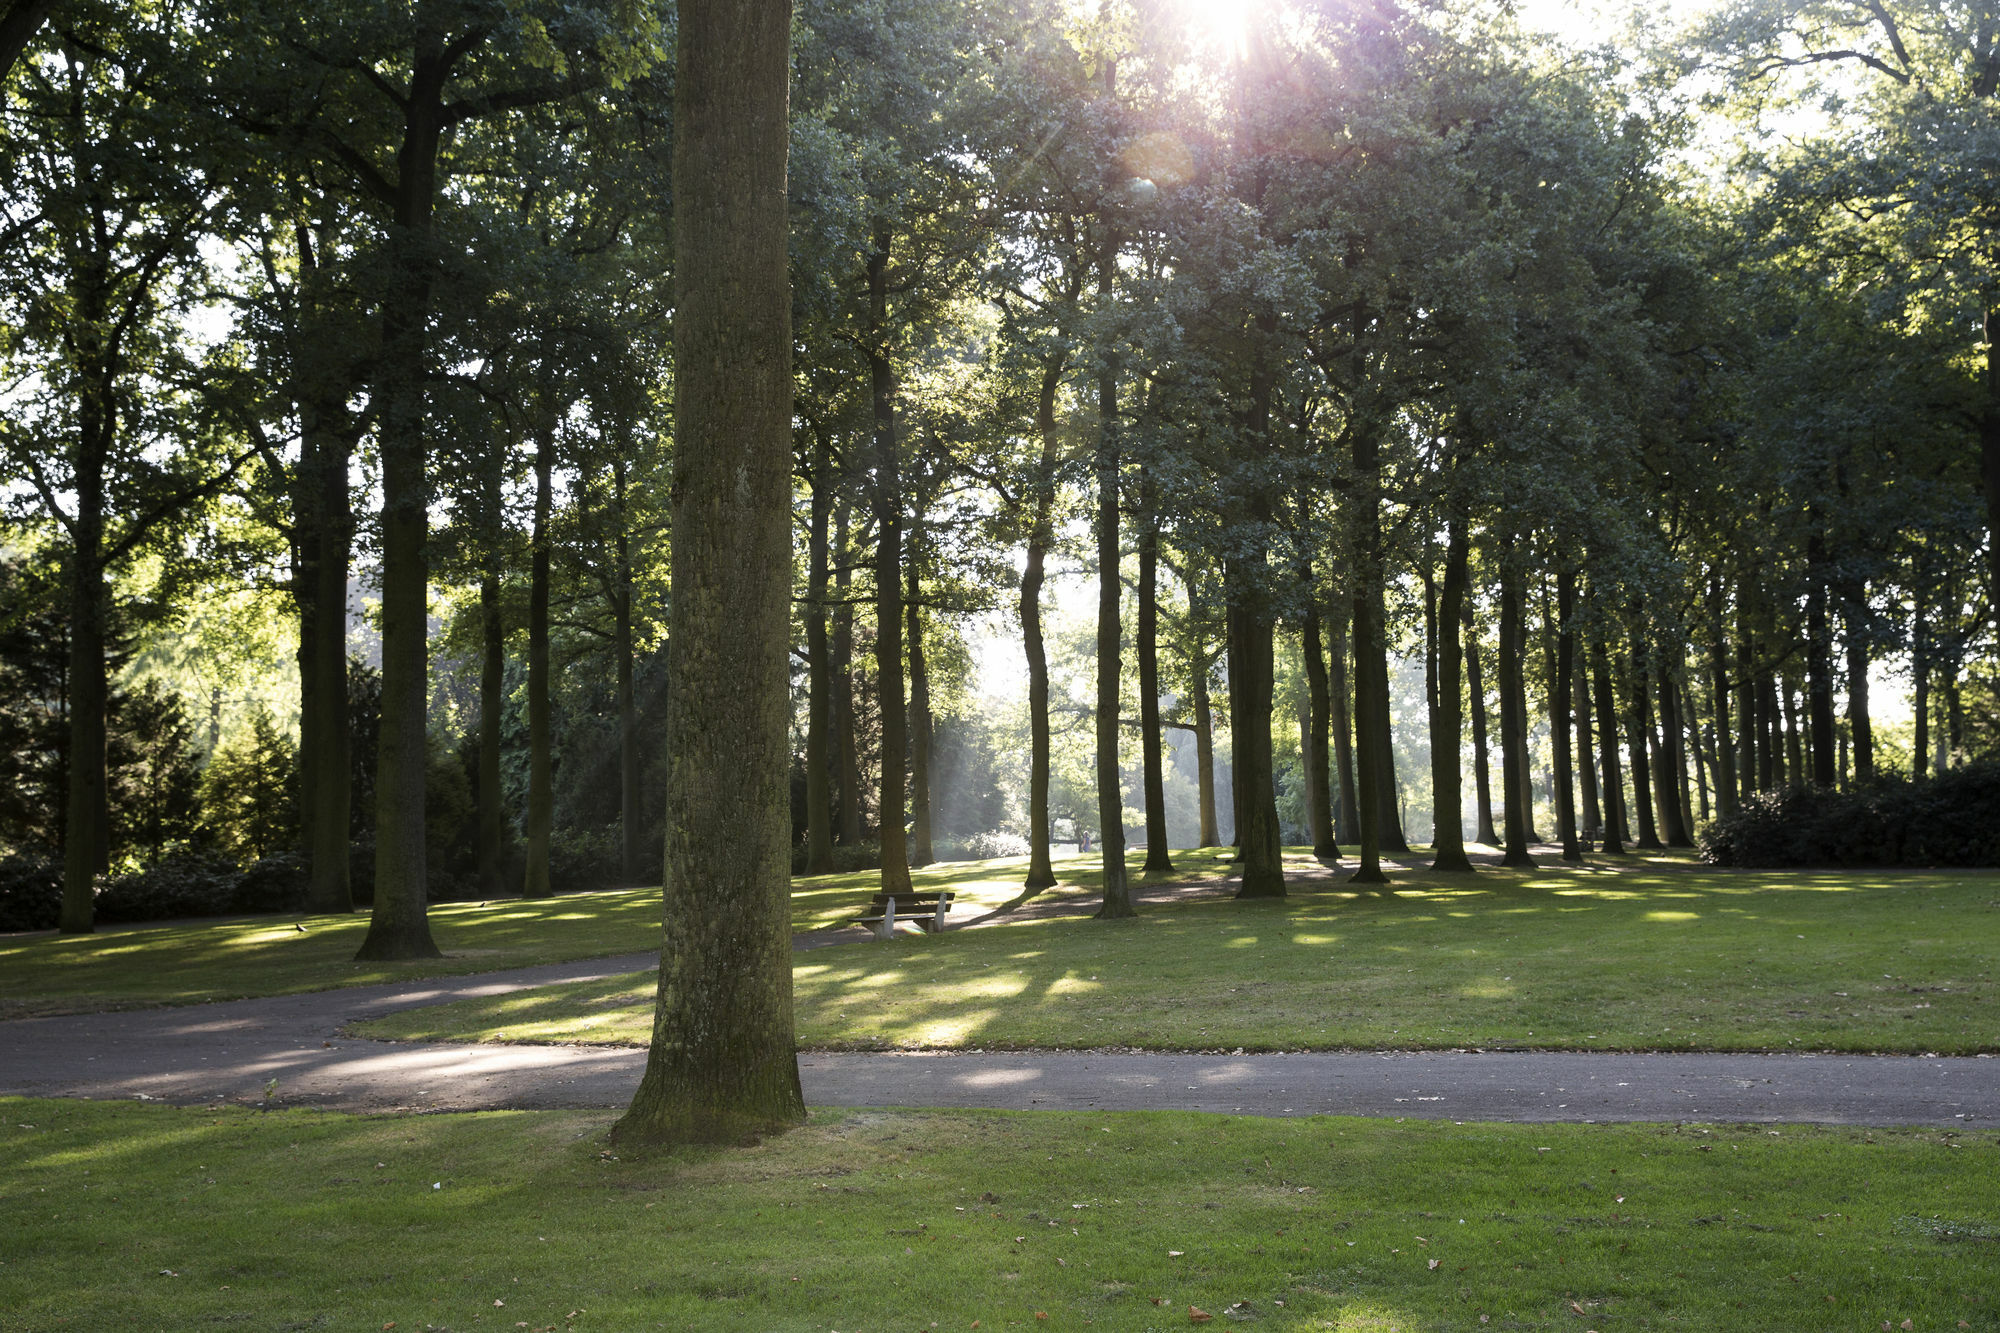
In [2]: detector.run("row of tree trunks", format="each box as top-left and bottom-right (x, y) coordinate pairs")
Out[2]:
(1428, 517), (1472, 872)
(802, 433), (837, 876)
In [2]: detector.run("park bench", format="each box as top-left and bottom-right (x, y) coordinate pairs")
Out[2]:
(853, 890), (955, 941)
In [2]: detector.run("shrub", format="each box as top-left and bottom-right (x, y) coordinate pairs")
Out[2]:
(0, 855), (60, 932)
(790, 840), (881, 876)
(197, 707), (298, 864)
(94, 854), (244, 923)
(1699, 762), (2000, 867)
(962, 830), (1031, 860)
(233, 853), (308, 914)
(547, 825), (626, 893)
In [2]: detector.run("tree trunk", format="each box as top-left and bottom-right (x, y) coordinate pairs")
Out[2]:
(1550, 572), (1581, 862)
(1328, 600), (1360, 845)
(803, 440), (836, 875)
(1913, 601), (1929, 781)
(1625, 636), (1662, 850)
(1736, 599), (1759, 799)
(1495, 547), (1534, 869)
(867, 229), (913, 899)
(1841, 582), (1874, 782)
(299, 404), (353, 914)
(1983, 306), (2000, 618)
(1464, 601), (1499, 846)
(1591, 633), (1627, 854)
(1512, 599), (1542, 846)
(1429, 517), (1472, 872)
(1186, 582), (1221, 848)
(613, 0), (804, 1146)
(906, 545), (934, 869)
(1573, 622), (1600, 844)
(613, 466), (641, 882)
(1709, 576), (1738, 818)
(1302, 597), (1337, 861)
(59, 528), (106, 934)
(1805, 550), (1838, 788)
(1020, 357), (1063, 888)
(832, 501), (863, 845)
(1349, 580), (1385, 883)
(522, 416), (555, 897)
(476, 561), (507, 897)
(356, 28), (450, 962)
(1094, 247), (1134, 918)
(1653, 657), (1693, 846)
(1138, 505), (1174, 873)
(1782, 675), (1803, 785)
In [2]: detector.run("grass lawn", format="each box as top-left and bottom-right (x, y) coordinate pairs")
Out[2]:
(0, 851), (1169, 1020)
(2, 1097), (1995, 1332)
(356, 862), (2000, 1054)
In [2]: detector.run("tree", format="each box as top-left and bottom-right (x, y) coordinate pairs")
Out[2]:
(612, 0), (805, 1146)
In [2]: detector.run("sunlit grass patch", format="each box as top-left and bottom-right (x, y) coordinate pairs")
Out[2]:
(1, 1097), (1993, 1331)
(359, 862), (2000, 1055)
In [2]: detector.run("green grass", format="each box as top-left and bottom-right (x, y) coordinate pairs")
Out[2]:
(3, 1098), (1995, 1332)
(0, 851), (1228, 1019)
(356, 862), (2000, 1054)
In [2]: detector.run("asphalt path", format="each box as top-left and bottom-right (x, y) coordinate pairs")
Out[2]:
(1, 951), (1992, 1125)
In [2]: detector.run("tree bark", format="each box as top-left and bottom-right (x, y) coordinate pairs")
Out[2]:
(1913, 600), (1929, 781)
(1591, 633), (1627, 854)
(906, 544), (934, 868)
(299, 400), (354, 913)
(1550, 572), (1581, 862)
(867, 229), (913, 899)
(1328, 600), (1360, 846)
(1093, 248), (1133, 918)
(1624, 635), (1663, 850)
(1654, 656), (1693, 846)
(1020, 357), (1063, 888)
(1841, 581), (1874, 782)
(1709, 574), (1738, 818)
(1429, 517), (1472, 872)
(1138, 504), (1173, 873)
(1573, 618), (1600, 844)
(522, 414), (555, 897)
(1805, 545), (1838, 788)
(1495, 546), (1534, 869)
(356, 23), (452, 961)
(831, 500), (863, 844)
(1464, 601), (1499, 846)
(1301, 597), (1337, 861)
(1185, 574), (1222, 849)
(613, 0), (804, 1146)
(613, 461), (641, 882)
(802, 438), (836, 875)
(476, 560), (507, 897)
(1983, 306), (2000, 618)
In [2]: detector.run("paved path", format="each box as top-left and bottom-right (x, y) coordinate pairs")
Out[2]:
(1, 953), (1993, 1125)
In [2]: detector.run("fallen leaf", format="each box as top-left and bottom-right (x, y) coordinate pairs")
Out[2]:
(1189, 1309), (1212, 1325)
(1428, 1259), (1440, 1270)
(1035, 1313), (1048, 1321)
(1902, 1323), (1914, 1331)
(1168, 1250), (1184, 1257)
(494, 1299), (505, 1307)
(1479, 1319), (1489, 1326)
(1571, 1301), (1587, 1316)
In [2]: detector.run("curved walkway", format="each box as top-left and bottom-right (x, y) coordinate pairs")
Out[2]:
(1, 951), (1992, 1125)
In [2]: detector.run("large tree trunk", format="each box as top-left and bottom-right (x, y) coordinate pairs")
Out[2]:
(1805, 547), (1838, 789)
(1654, 658), (1693, 846)
(1573, 620), (1601, 844)
(802, 441), (836, 875)
(0, 0), (54, 84)
(1624, 636), (1663, 851)
(1841, 581), (1874, 782)
(1591, 633), (1627, 854)
(1327, 601), (1360, 846)
(299, 403), (354, 913)
(831, 501), (863, 845)
(613, 467), (641, 882)
(1020, 358), (1062, 888)
(1736, 598), (1759, 800)
(1550, 572), (1581, 862)
(1093, 251), (1133, 918)
(1512, 594), (1542, 846)
(1302, 597), (1337, 861)
(1464, 601), (1499, 846)
(1913, 600), (1930, 781)
(1227, 312), (1285, 900)
(906, 547), (934, 869)
(867, 231), (913, 899)
(59, 525), (106, 934)
(1138, 504), (1174, 873)
(613, 0), (804, 1146)
(356, 30), (450, 962)
(1495, 547), (1534, 869)
(1429, 517), (1472, 872)
(476, 560), (507, 897)
(522, 416), (555, 897)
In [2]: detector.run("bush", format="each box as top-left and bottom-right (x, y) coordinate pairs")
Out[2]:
(197, 707), (298, 864)
(963, 830), (1031, 861)
(0, 855), (61, 932)
(790, 840), (881, 876)
(94, 854), (244, 923)
(548, 825), (628, 893)
(234, 853), (308, 914)
(1699, 762), (2000, 867)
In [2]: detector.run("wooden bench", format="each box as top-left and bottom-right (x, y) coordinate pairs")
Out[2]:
(853, 890), (955, 940)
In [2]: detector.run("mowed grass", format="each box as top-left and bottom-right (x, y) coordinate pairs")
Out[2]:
(357, 864), (2000, 1054)
(0, 851), (1228, 1019)
(2, 1097), (1995, 1332)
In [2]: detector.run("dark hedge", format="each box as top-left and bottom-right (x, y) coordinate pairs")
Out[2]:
(1699, 762), (2000, 868)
